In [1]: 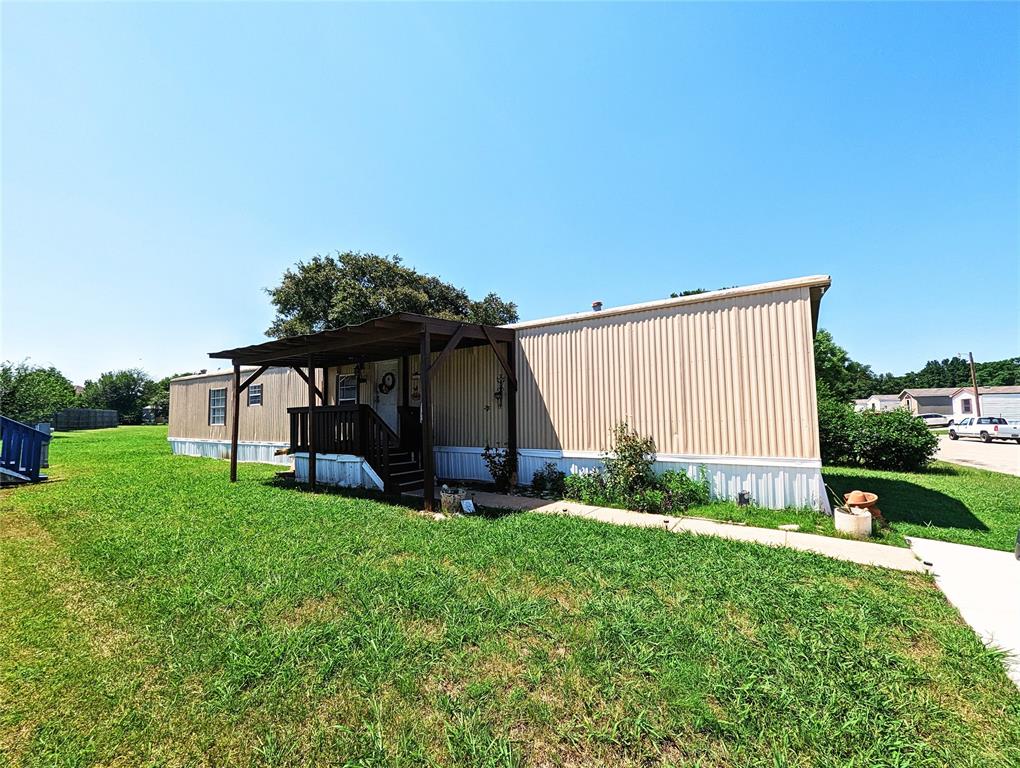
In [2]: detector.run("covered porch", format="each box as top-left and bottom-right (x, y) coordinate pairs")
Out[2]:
(209, 313), (517, 511)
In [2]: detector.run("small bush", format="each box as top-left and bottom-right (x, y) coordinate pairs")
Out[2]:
(635, 488), (665, 514)
(659, 468), (712, 512)
(603, 422), (657, 498)
(530, 462), (566, 498)
(818, 396), (856, 466)
(481, 445), (517, 492)
(563, 468), (608, 505)
(853, 408), (938, 471)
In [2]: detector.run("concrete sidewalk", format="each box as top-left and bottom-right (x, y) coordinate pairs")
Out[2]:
(443, 490), (926, 572)
(531, 501), (926, 571)
(908, 536), (1020, 687)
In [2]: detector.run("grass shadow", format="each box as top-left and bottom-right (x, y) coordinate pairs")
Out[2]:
(823, 472), (989, 532)
(262, 474), (411, 506)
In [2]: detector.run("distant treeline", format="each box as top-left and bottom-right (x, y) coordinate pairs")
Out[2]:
(814, 329), (1019, 403)
(0, 362), (191, 425)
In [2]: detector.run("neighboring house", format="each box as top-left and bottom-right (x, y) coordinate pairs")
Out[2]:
(863, 394), (901, 412)
(852, 399), (868, 412)
(169, 275), (831, 511)
(951, 385), (1020, 422)
(899, 388), (957, 416)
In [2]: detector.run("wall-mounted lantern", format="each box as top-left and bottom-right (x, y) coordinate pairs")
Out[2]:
(493, 374), (504, 409)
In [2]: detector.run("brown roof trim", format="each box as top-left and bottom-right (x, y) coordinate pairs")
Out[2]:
(208, 313), (515, 367)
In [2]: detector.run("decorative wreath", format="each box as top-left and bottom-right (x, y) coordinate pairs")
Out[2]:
(377, 371), (396, 394)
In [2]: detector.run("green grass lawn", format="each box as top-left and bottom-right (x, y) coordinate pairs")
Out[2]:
(824, 463), (1020, 552)
(2, 427), (1019, 767)
(656, 461), (1019, 553)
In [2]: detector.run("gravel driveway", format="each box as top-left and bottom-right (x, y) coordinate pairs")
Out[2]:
(937, 435), (1020, 476)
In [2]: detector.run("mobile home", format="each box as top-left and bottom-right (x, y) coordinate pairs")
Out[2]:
(951, 385), (1020, 422)
(169, 275), (831, 511)
(899, 388), (956, 416)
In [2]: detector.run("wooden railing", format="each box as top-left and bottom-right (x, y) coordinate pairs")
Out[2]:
(0, 415), (52, 483)
(287, 404), (399, 478)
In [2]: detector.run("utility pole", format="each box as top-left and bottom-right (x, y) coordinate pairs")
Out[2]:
(968, 352), (981, 417)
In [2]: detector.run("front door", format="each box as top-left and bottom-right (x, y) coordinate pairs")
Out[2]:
(373, 360), (400, 434)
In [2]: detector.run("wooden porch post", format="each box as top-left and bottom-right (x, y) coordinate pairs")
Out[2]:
(322, 366), (330, 406)
(506, 341), (518, 485)
(307, 355), (317, 491)
(401, 355), (410, 408)
(229, 363), (241, 482)
(420, 324), (434, 512)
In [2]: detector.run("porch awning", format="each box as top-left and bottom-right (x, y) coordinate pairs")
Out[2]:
(208, 313), (515, 367)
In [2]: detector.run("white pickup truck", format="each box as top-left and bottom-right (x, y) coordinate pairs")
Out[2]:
(948, 416), (1020, 443)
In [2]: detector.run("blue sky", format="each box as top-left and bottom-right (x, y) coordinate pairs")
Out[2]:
(3, 2), (1017, 384)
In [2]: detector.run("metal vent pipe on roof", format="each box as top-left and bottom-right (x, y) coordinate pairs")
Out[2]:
(592, 301), (603, 312)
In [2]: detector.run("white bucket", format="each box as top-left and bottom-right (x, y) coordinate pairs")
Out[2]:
(834, 507), (873, 538)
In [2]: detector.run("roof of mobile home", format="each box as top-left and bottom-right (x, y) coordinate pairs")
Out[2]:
(899, 388), (961, 398)
(951, 385), (1020, 397)
(507, 275), (830, 330)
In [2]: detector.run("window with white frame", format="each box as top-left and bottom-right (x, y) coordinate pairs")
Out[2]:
(248, 383), (263, 406)
(961, 398), (972, 414)
(209, 387), (227, 425)
(335, 373), (357, 404)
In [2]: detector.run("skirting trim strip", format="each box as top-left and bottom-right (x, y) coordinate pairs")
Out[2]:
(432, 445), (826, 511)
(168, 437), (290, 465)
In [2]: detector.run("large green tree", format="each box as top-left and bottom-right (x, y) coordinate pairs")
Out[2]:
(266, 252), (519, 338)
(813, 330), (876, 402)
(78, 369), (157, 424)
(0, 362), (77, 424)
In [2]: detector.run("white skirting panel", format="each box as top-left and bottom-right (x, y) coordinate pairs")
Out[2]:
(434, 446), (827, 511)
(168, 438), (291, 465)
(293, 453), (384, 491)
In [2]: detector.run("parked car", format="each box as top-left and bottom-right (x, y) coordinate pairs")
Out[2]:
(948, 416), (1020, 443)
(916, 413), (950, 428)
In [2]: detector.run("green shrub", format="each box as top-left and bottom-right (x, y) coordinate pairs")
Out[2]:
(635, 488), (665, 514)
(817, 397), (938, 472)
(563, 468), (608, 505)
(603, 422), (657, 498)
(853, 408), (938, 471)
(481, 445), (517, 492)
(530, 462), (566, 498)
(659, 468), (712, 511)
(817, 396), (856, 466)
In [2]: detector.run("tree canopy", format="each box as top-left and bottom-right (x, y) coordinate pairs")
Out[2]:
(0, 362), (77, 424)
(78, 369), (157, 424)
(266, 252), (519, 338)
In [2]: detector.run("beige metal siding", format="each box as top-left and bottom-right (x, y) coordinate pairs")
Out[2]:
(169, 367), (317, 444)
(430, 347), (508, 447)
(509, 286), (819, 458)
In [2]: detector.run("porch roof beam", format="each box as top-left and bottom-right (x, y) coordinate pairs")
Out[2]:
(290, 366), (324, 402)
(238, 365), (269, 393)
(481, 326), (517, 387)
(429, 323), (468, 375)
